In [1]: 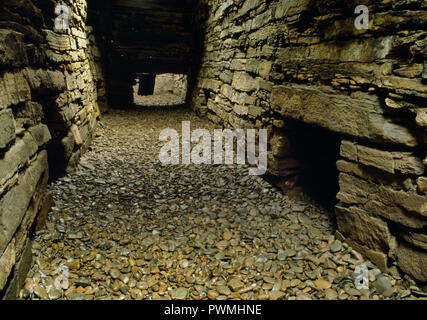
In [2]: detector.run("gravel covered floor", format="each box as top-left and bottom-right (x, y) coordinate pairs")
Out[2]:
(134, 93), (186, 107)
(23, 107), (423, 300)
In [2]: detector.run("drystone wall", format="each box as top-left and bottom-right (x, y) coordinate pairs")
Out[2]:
(154, 74), (188, 97)
(191, 0), (427, 283)
(0, 0), (106, 298)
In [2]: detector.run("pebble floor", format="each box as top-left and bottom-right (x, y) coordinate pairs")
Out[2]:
(23, 107), (423, 300)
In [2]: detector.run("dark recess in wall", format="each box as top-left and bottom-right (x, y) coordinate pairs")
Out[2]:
(286, 120), (341, 211)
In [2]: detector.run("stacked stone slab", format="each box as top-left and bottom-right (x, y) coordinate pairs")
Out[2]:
(0, 0), (106, 298)
(191, 0), (427, 283)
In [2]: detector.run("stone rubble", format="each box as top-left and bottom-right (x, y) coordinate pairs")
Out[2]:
(23, 107), (425, 300)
